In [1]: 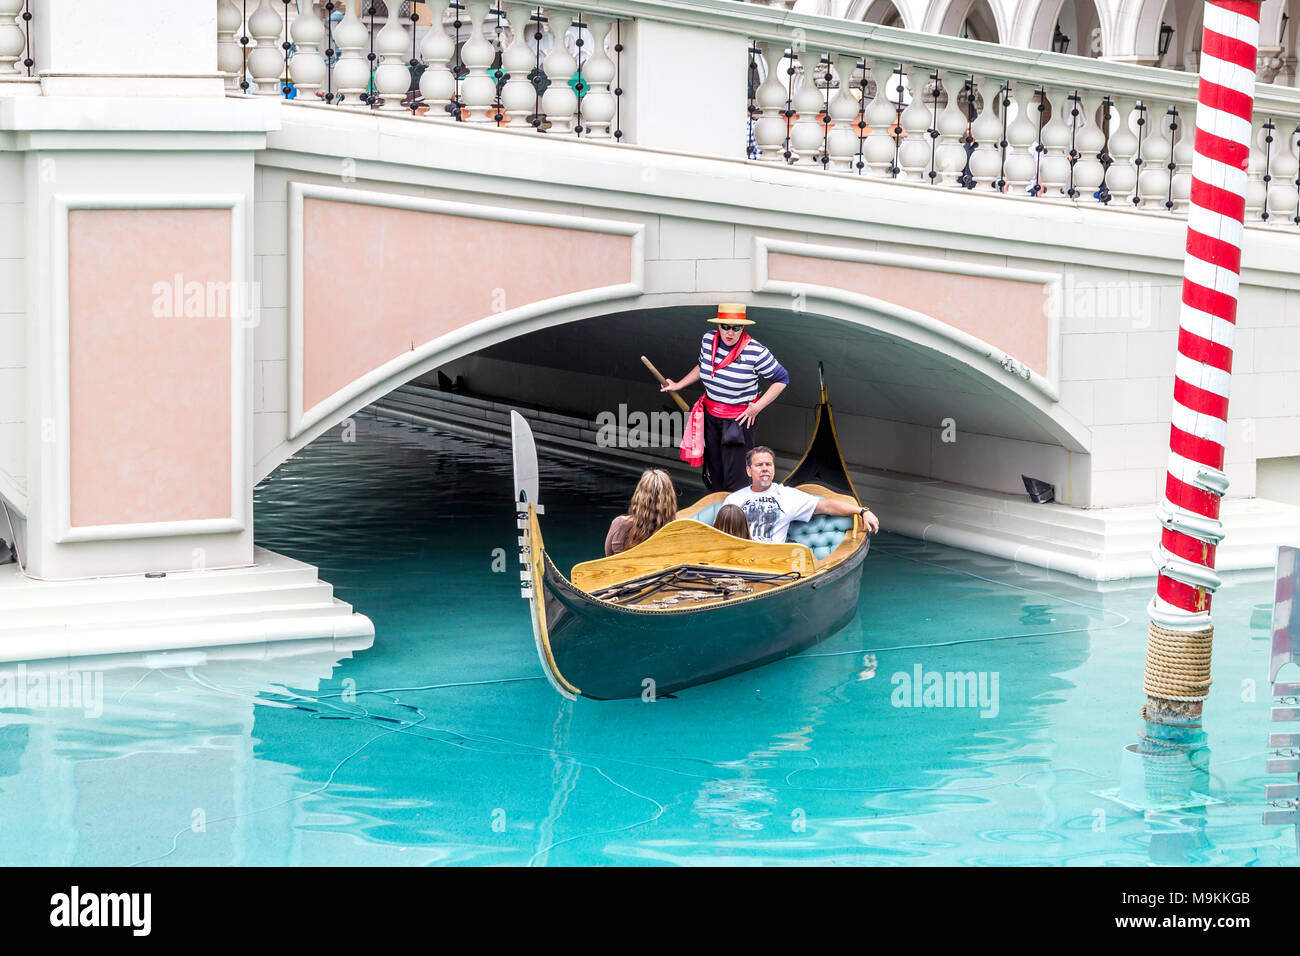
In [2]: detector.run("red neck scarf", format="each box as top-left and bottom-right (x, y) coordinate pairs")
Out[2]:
(709, 329), (751, 373)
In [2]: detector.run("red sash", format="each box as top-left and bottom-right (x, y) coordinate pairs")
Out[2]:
(704, 398), (749, 418)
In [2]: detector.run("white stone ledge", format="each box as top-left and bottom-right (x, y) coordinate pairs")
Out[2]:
(0, 546), (373, 664)
(0, 94), (280, 134)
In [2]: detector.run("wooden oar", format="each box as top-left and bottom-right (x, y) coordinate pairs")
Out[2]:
(641, 355), (690, 414)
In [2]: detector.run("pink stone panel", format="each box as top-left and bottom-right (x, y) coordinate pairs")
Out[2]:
(68, 208), (233, 527)
(301, 198), (634, 409)
(768, 253), (1051, 377)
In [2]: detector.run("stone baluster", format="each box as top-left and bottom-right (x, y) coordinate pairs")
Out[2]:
(933, 70), (968, 187)
(370, 3), (410, 110)
(1168, 102), (1194, 214)
(1003, 83), (1038, 194)
(501, 4), (538, 127)
(1070, 91), (1106, 202)
(1246, 118), (1270, 220)
(1267, 121), (1300, 223)
(579, 16), (616, 138)
(216, 0), (244, 90)
(788, 52), (824, 164)
(754, 44), (791, 163)
(896, 65), (932, 181)
(541, 12), (577, 133)
(455, 0), (496, 121)
(1029, 87), (1060, 196)
(0, 0), (23, 79)
(419, 0), (457, 119)
(247, 0), (285, 96)
(289, 1), (327, 98)
(1137, 104), (1171, 210)
(825, 54), (860, 172)
(334, 1), (371, 103)
(1105, 96), (1139, 205)
(1038, 87), (1073, 197)
(862, 60), (900, 177)
(968, 75), (1004, 190)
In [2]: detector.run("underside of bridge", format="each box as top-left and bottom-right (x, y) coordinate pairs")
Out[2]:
(424, 305), (1088, 504)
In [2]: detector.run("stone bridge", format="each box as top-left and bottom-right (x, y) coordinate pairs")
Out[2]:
(0, 0), (1297, 657)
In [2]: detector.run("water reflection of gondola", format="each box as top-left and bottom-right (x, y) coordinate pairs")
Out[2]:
(512, 368), (871, 701)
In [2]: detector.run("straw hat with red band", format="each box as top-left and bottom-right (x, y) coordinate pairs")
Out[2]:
(707, 303), (755, 326)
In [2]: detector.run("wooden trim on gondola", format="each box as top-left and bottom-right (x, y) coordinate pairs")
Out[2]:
(570, 518), (817, 593)
(526, 505), (582, 698)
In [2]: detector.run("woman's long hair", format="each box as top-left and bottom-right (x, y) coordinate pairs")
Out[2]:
(712, 503), (751, 540)
(625, 469), (677, 550)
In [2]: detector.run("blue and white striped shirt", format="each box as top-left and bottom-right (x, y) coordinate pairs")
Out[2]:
(698, 332), (789, 404)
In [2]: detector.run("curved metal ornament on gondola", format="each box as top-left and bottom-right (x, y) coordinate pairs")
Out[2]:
(511, 369), (871, 701)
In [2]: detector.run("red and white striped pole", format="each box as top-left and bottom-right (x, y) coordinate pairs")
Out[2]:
(1144, 0), (1263, 723)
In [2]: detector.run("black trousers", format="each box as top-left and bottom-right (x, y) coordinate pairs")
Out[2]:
(703, 410), (755, 493)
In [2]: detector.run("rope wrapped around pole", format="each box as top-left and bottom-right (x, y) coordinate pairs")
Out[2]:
(1144, 0), (1262, 723)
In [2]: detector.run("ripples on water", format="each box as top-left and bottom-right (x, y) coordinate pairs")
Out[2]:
(0, 409), (1293, 866)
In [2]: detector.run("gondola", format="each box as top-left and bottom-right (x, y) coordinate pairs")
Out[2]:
(512, 365), (871, 701)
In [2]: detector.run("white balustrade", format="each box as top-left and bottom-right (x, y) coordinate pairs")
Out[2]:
(458, 0), (497, 121)
(862, 61), (900, 178)
(968, 76), (1004, 190)
(290, 2), (328, 97)
(1105, 97), (1139, 205)
(419, 0), (456, 120)
(202, 0), (1300, 229)
(825, 55), (860, 172)
(371, 4), (410, 110)
(501, 5), (538, 127)
(247, 0), (285, 96)
(1071, 91), (1106, 201)
(1038, 87), (1071, 197)
(933, 71), (968, 187)
(578, 16), (616, 138)
(1267, 123), (1300, 221)
(333, 2), (371, 103)
(788, 54), (824, 165)
(895, 66), (930, 181)
(540, 14), (577, 133)
(754, 44), (790, 163)
(1135, 104), (1170, 210)
(1246, 119), (1269, 219)
(1003, 83), (1038, 194)
(216, 0), (244, 90)
(1169, 104), (1194, 214)
(0, 0), (23, 79)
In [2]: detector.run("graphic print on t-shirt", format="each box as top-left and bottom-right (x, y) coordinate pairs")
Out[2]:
(739, 495), (783, 542)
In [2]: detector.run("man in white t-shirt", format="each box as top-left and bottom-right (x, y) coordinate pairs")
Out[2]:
(724, 446), (879, 543)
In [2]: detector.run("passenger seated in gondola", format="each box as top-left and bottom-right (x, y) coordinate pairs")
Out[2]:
(725, 447), (879, 543)
(711, 503), (752, 540)
(605, 469), (678, 556)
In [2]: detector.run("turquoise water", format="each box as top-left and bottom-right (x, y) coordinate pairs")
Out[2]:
(0, 409), (1294, 866)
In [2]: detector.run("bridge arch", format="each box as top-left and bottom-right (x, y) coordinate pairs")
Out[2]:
(263, 223), (1091, 501)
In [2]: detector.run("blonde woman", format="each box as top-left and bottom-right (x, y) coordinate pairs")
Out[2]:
(605, 469), (678, 556)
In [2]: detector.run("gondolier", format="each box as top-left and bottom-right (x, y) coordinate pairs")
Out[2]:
(661, 304), (789, 492)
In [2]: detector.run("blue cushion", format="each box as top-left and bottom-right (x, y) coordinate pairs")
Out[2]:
(694, 503), (724, 526)
(691, 501), (852, 560)
(788, 513), (852, 560)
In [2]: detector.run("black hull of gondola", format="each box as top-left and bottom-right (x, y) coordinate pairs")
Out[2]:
(540, 539), (869, 700)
